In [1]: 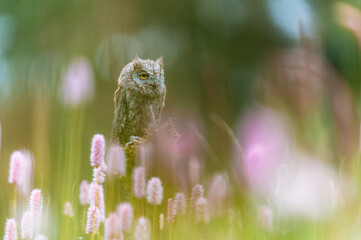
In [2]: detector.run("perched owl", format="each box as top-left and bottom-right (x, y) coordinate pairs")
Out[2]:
(111, 57), (166, 145)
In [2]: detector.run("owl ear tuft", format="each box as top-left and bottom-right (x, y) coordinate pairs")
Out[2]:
(156, 57), (164, 68)
(132, 56), (141, 68)
(133, 55), (140, 61)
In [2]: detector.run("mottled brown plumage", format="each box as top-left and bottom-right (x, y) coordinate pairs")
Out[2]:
(111, 57), (166, 145)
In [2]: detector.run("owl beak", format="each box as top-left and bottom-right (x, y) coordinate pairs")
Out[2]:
(149, 81), (157, 88)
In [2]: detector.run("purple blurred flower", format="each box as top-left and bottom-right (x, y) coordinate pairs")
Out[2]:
(237, 107), (289, 192)
(60, 57), (94, 107)
(274, 154), (337, 220)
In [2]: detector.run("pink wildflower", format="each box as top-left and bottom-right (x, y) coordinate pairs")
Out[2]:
(105, 213), (122, 240)
(167, 198), (174, 223)
(93, 163), (107, 184)
(60, 56), (94, 107)
(9, 150), (33, 196)
(21, 211), (33, 239)
(86, 206), (101, 234)
(116, 203), (133, 232)
(207, 174), (230, 216)
(132, 167), (146, 198)
(19, 151), (32, 196)
(134, 217), (150, 240)
(191, 184), (204, 206)
(146, 177), (163, 205)
(8, 151), (23, 185)
(173, 193), (186, 216)
(90, 134), (105, 168)
(195, 197), (209, 223)
(89, 182), (105, 222)
(4, 218), (17, 240)
(106, 144), (126, 176)
(64, 201), (74, 217)
(79, 180), (90, 205)
(29, 189), (43, 219)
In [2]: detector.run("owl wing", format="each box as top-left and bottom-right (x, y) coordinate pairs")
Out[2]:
(111, 82), (127, 143)
(154, 85), (166, 122)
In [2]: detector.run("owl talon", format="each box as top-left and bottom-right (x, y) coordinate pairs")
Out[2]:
(125, 136), (142, 147)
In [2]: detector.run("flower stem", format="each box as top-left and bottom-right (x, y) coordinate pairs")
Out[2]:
(13, 185), (17, 218)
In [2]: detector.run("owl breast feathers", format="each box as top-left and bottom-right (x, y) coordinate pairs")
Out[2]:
(111, 57), (166, 145)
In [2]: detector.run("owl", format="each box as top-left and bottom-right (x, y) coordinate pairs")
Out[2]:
(111, 57), (166, 145)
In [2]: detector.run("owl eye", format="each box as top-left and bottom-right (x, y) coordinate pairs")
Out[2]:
(139, 72), (149, 80)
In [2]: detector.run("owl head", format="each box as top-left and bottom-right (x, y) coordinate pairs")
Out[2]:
(119, 56), (164, 91)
